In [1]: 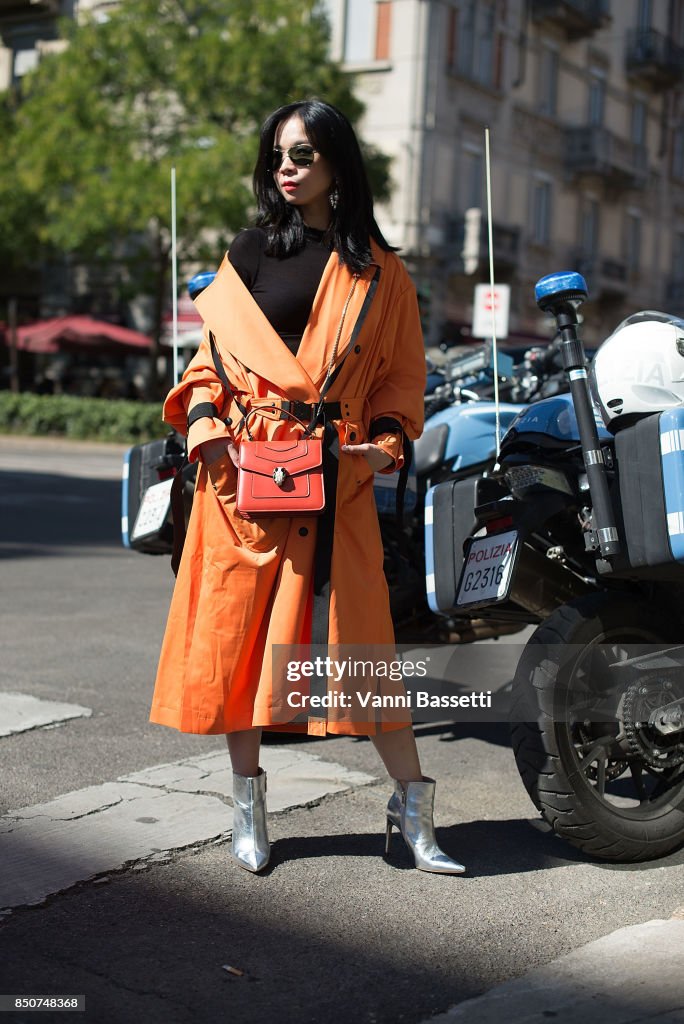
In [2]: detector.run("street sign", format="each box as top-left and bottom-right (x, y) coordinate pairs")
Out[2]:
(471, 283), (510, 339)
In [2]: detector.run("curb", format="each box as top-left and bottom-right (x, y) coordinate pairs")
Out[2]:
(424, 917), (684, 1024)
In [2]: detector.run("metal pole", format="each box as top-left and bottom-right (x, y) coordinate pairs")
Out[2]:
(484, 126), (500, 457)
(170, 167), (179, 386)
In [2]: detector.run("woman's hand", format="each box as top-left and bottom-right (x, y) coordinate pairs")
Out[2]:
(199, 438), (240, 467)
(340, 442), (394, 472)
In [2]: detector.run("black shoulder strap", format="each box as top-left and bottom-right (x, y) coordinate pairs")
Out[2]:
(395, 434), (413, 532)
(209, 331), (250, 424)
(318, 265), (382, 403)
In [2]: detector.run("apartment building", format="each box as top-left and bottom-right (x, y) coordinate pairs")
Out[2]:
(2, 0), (684, 346)
(325, 0), (684, 346)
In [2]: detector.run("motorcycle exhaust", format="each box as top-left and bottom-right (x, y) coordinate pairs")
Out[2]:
(508, 542), (595, 620)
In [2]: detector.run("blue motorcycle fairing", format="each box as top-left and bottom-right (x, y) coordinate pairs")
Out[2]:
(426, 401), (525, 473)
(503, 393), (612, 445)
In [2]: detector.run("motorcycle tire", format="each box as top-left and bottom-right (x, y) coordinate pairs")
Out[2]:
(511, 591), (684, 862)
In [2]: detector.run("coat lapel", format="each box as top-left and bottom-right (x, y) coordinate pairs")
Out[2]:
(295, 253), (379, 389)
(195, 242), (386, 400)
(194, 255), (319, 401)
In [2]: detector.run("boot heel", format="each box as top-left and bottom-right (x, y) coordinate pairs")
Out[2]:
(384, 818), (394, 856)
(385, 777), (466, 875)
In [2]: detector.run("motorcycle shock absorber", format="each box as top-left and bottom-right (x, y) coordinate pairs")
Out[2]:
(535, 271), (620, 566)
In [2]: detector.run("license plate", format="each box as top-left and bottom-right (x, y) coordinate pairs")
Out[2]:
(455, 530), (519, 608)
(130, 477), (174, 542)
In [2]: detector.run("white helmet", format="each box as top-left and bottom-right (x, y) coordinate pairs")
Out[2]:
(591, 311), (684, 428)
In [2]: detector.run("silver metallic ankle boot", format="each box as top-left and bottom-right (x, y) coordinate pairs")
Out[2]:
(231, 768), (270, 873)
(385, 776), (465, 874)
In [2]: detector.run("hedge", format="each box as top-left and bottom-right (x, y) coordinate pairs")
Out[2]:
(0, 392), (168, 444)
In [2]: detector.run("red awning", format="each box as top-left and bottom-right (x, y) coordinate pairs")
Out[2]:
(15, 316), (152, 354)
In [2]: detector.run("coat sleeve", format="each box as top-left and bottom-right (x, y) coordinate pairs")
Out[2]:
(367, 277), (426, 472)
(163, 324), (237, 462)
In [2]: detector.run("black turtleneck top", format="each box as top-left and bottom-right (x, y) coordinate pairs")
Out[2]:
(227, 226), (333, 356)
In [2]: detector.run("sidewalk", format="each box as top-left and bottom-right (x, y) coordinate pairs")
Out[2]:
(427, 914), (684, 1024)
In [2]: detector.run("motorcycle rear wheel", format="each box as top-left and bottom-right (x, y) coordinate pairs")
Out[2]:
(511, 591), (684, 862)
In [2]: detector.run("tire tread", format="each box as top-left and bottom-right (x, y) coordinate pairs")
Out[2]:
(510, 593), (684, 862)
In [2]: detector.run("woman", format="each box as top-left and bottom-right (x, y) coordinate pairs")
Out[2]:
(151, 99), (465, 876)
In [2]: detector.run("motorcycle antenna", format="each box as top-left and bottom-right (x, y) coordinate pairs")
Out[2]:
(484, 126), (501, 458)
(171, 166), (180, 386)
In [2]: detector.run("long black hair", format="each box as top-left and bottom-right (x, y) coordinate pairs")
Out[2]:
(252, 99), (395, 273)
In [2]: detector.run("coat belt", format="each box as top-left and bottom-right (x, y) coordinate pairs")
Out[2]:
(247, 397), (365, 422)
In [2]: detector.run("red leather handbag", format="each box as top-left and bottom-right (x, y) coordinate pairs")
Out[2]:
(209, 273), (362, 520)
(236, 434), (324, 518)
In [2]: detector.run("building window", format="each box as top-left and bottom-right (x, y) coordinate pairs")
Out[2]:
(588, 69), (606, 126)
(673, 230), (684, 281)
(674, 0), (684, 47)
(462, 146), (484, 211)
(626, 211), (642, 274)
(342, 0), (392, 63)
(673, 126), (684, 181)
(532, 179), (552, 246)
(452, 0), (499, 89)
(344, 0), (374, 62)
(538, 46), (559, 117)
(638, 0), (652, 30)
(579, 197), (600, 256)
(631, 99), (647, 146)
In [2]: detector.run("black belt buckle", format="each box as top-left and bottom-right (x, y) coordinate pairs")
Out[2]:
(281, 399), (321, 423)
(279, 400), (303, 420)
(278, 399), (296, 420)
(295, 401), (313, 421)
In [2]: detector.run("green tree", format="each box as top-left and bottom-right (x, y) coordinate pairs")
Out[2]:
(0, 97), (44, 279)
(10, 0), (391, 396)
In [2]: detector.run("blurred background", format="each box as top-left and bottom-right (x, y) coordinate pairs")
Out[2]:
(0, 0), (683, 408)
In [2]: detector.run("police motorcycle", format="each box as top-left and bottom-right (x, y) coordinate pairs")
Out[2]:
(403, 338), (577, 641)
(428, 271), (684, 861)
(386, 342), (527, 641)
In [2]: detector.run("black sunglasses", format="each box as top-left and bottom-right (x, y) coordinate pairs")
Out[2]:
(271, 143), (316, 171)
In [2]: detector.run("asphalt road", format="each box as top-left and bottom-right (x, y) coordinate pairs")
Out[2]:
(0, 436), (682, 1024)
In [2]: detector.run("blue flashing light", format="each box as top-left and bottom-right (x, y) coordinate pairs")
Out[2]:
(187, 271), (217, 299)
(535, 272), (588, 307)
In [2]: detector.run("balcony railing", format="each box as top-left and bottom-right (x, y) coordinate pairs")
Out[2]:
(574, 254), (629, 297)
(531, 0), (611, 39)
(565, 126), (648, 191)
(626, 28), (684, 89)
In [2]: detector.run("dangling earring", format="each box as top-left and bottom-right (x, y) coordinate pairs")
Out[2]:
(329, 180), (339, 211)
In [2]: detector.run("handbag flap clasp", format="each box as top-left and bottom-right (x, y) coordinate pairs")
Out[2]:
(239, 439), (323, 478)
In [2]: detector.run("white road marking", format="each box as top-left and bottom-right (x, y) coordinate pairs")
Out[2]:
(0, 692), (92, 737)
(0, 748), (376, 911)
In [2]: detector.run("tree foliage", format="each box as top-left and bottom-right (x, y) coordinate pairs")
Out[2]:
(5, 0), (391, 392)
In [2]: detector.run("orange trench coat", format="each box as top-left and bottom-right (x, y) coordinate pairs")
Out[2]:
(149, 240), (426, 736)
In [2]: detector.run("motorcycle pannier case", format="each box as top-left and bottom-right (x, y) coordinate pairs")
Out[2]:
(424, 477), (480, 613)
(121, 433), (187, 554)
(613, 407), (684, 579)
